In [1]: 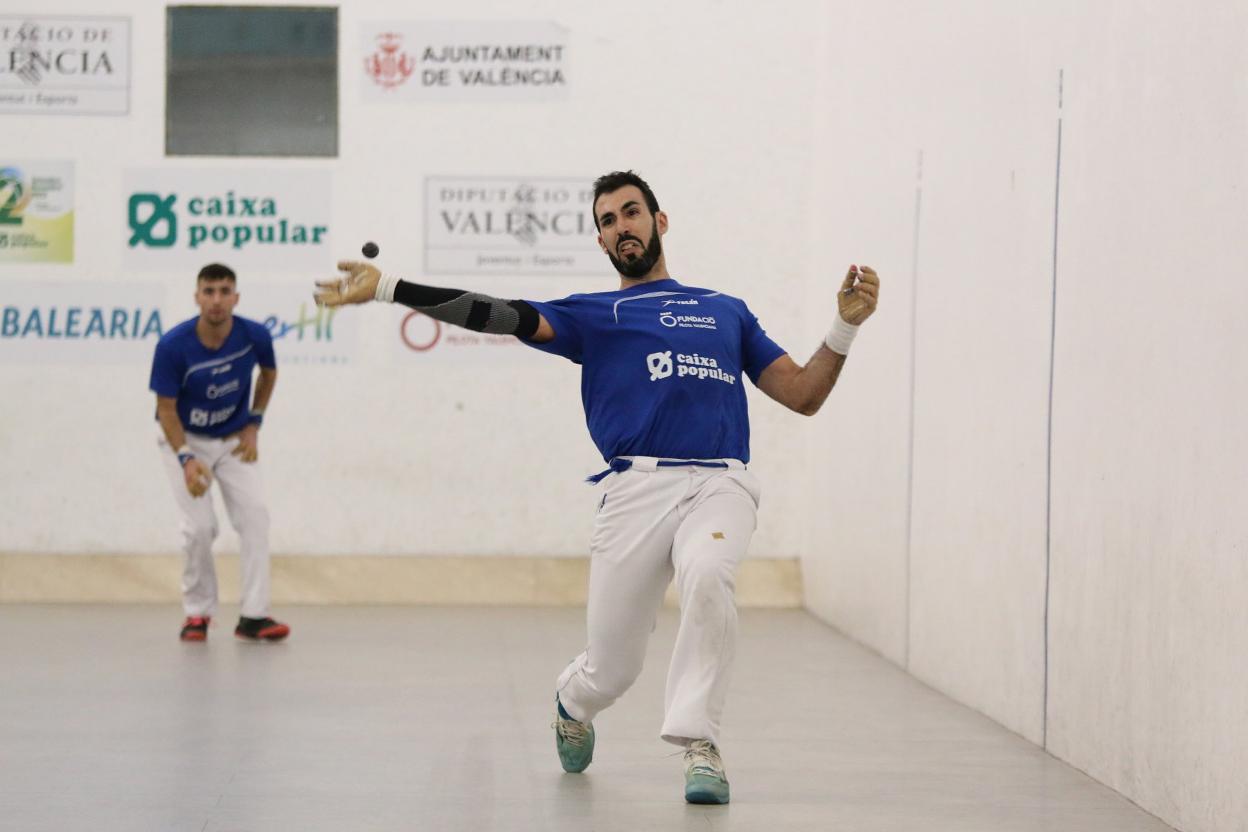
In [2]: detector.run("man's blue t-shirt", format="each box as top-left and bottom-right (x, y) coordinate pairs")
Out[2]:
(149, 316), (276, 438)
(523, 278), (787, 463)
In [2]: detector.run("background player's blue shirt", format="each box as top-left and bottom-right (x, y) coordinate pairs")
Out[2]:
(149, 316), (276, 438)
(523, 278), (787, 463)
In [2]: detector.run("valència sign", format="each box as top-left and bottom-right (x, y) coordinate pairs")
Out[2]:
(424, 176), (599, 276)
(361, 20), (568, 101)
(124, 168), (332, 272)
(0, 16), (130, 115)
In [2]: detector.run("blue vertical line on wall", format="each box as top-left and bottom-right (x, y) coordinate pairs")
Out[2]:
(905, 149), (923, 670)
(1043, 68), (1064, 748)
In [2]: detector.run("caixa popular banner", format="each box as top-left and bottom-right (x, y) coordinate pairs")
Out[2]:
(123, 168), (332, 273)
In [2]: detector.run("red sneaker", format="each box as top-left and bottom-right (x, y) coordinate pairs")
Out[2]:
(234, 616), (290, 641)
(180, 616), (210, 641)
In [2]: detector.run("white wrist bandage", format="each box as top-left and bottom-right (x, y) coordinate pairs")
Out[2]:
(374, 273), (399, 303)
(824, 315), (860, 355)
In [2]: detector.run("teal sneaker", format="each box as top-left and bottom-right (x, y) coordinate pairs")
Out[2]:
(684, 740), (730, 804)
(553, 698), (595, 773)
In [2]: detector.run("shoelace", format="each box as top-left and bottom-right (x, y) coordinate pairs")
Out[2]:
(683, 740), (724, 777)
(553, 716), (590, 747)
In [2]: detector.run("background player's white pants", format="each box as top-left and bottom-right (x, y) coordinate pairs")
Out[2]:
(158, 431), (272, 619)
(557, 458), (760, 748)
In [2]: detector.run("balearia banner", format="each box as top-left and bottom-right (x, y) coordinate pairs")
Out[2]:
(1, 280), (357, 366)
(0, 280), (164, 363)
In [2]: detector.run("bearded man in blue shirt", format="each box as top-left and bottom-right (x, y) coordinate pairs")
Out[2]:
(315, 171), (879, 804)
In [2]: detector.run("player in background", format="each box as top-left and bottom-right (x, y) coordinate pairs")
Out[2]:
(150, 263), (290, 643)
(314, 171), (878, 804)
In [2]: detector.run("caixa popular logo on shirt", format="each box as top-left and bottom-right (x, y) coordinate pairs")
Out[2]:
(658, 311), (717, 330)
(188, 405), (236, 428)
(646, 351), (736, 385)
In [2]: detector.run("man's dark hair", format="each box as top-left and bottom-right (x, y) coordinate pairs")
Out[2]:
(591, 170), (660, 230)
(197, 263), (236, 283)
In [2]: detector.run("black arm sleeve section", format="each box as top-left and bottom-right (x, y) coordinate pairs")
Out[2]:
(509, 300), (540, 340)
(393, 281), (468, 308)
(391, 279), (537, 337)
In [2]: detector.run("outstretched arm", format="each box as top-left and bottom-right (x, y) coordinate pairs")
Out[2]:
(756, 265), (879, 416)
(315, 261), (555, 343)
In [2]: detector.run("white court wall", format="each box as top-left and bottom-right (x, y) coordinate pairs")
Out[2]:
(1047, 4), (1248, 832)
(803, 2), (1248, 831)
(1, 0), (823, 559)
(805, 1), (1059, 737)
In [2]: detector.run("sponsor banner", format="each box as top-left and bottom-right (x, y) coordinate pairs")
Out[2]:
(425, 176), (598, 275)
(241, 283), (357, 365)
(362, 20), (568, 101)
(0, 161), (74, 262)
(0, 16), (131, 115)
(0, 280), (356, 366)
(0, 280), (164, 363)
(124, 168), (332, 272)
(395, 307), (542, 365)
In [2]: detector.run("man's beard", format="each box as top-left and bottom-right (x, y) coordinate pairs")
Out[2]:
(606, 228), (662, 279)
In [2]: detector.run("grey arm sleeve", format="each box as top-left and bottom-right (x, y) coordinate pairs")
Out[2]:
(392, 280), (540, 339)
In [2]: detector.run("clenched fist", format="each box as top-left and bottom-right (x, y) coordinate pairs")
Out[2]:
(838, 265), (879, 325)
(184, 457), (212, 498)
(232, 423), (259, 463)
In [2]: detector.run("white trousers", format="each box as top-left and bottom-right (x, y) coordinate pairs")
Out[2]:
(557, 458), (761, 747)
(157, 431), (271, 619)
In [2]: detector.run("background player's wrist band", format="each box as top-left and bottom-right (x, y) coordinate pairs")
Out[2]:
(248, 409), (264, 427)
(374, 273), (399, 303)
(824, 316), (859, 355)
(176, 445), (195, 467)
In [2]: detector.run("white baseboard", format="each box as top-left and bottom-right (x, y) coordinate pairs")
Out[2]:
(0, 554), (803, 608)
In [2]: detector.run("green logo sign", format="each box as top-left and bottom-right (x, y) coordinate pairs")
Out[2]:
(128, 193), (178, 247)
(125, 188), (327, 251)
(0, 168), (30, 226)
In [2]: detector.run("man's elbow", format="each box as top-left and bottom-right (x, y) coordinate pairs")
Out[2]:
(786, 392), (822, 417)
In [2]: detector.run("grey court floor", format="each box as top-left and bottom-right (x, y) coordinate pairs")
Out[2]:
(0, 605), (1173, 832)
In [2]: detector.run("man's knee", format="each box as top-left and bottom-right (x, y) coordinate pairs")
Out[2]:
(585, 654), (646, 703)
(230, 503), (270, 536)
(181, 519), (218, 550)
(678, 556), (737, 602)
